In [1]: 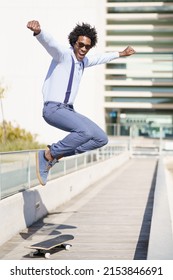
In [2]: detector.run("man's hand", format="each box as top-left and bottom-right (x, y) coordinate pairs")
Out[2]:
(119, 46), (136, 57)
(27, 20), (41, 35)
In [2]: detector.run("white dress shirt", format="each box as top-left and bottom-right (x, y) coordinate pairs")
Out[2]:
(36, 30), (119, 104)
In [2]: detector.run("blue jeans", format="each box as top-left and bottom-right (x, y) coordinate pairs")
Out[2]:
(43, 102), (108, 158)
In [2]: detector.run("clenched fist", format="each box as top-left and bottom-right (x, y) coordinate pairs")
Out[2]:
(119, 46), (136, 57)
(27, 20), (41, 35)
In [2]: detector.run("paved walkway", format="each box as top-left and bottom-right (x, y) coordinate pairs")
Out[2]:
(0, 157), (157, 260)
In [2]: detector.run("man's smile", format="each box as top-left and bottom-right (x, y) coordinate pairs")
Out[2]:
(74, 36), (91, 61)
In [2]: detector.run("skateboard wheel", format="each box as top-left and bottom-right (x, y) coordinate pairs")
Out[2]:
(45, 253), (50, 259)
(65, 244), (71, 251)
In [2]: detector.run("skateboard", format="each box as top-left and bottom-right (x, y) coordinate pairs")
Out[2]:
(27, 234), (74, 259)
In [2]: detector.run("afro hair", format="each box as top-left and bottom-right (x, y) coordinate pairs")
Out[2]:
(68, 23), (98, 48)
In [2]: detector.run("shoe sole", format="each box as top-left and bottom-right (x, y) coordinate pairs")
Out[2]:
(35, 151), (46, 186)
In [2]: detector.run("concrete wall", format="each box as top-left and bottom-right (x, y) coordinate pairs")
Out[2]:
(0, 152), (129, 246)
(147, 156), (173, 260)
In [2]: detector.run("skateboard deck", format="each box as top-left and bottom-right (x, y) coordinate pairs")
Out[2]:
(27, 234), (74, 258)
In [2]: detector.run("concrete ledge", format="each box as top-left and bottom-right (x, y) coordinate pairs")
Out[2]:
(147, 157), (173, 260)
(0, 152), (129, 246)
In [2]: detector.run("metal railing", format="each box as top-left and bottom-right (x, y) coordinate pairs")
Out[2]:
(0, 144), (126, 200)
(107, 124), (173, 156)
(2, 126), (173, 200)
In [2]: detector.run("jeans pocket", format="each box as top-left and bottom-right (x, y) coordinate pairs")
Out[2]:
(43, 103), (62, 118)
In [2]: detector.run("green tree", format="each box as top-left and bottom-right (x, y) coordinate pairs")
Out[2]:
(0, 80), (45, 152)
(0, 121), (45, 151)
(0, 83), (7, 143)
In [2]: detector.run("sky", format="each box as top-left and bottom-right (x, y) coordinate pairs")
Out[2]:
(0, 0), (105, 144)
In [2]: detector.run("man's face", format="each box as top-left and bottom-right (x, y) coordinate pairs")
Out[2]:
(73, 36), (91, 61)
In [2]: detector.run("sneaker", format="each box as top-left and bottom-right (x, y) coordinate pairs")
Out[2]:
(36, 150), (58, 186)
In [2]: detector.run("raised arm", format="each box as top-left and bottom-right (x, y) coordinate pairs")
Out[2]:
(84, 45), (136, 67)
(27, 20), (66, 62)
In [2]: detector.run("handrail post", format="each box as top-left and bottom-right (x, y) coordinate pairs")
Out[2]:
(27, 152), (31, 188)
(159, 126), (163, 156)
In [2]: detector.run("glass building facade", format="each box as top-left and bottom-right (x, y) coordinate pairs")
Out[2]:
(104, 0), (173, 137)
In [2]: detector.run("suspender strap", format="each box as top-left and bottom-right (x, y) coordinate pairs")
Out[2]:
(64, 56), (75, 104)
(64, 56), (84, 104)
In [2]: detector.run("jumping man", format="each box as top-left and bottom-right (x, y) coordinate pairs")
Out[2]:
(27, 20), (136, 185)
